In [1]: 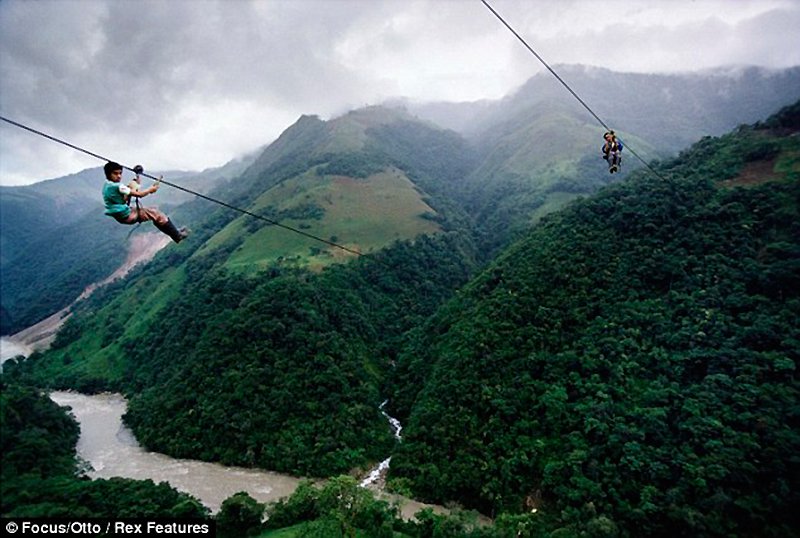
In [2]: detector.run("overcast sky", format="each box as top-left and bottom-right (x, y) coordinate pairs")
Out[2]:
(1, 0), (799, 186)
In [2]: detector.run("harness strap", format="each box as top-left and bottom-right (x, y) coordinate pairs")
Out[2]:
(135, 198), (144, 224)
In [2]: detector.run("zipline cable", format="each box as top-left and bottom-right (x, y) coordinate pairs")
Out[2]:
(478, 0), (671, 183)
(0, 114), (365, 258)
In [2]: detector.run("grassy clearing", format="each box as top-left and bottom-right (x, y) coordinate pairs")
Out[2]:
(211, 168), (440, 273)
(41, 266), (186, 385)
(529, 191), (580, 223)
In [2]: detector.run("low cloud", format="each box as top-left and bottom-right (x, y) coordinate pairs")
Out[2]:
(1, 0), (798, 185)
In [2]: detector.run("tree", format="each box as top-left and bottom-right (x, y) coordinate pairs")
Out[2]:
(216, 492), (265, 538)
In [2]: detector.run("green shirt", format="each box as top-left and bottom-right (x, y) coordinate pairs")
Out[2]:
(103, 181), (131, 219)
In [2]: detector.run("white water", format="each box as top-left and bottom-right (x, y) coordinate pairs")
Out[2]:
(0, 337), (32, 363)
(360, 400), (403, 488)
(45, 391), (445, 519)
(47, 391), (443, 520)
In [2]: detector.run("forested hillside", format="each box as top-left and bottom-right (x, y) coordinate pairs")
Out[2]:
(462, 100), (653, 254)
(6, 67), (799, 336)
(3, 75), (799, 536)
(412, 65), (800, 254)
(476, 67), (800, 252)
(3, 107), (480, 478)
(0, 211), (130, 334)
(387, 102), (800, 536)
(1, 168), (99, 265)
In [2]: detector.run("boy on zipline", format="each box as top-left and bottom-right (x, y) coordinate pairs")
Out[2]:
(102, 161), (189, 243)
(602, 131), (623, 173)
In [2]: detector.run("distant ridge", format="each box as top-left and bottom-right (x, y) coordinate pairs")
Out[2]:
(406, 64), (800, 149)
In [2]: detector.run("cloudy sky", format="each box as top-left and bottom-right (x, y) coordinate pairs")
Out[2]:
(1, 0), (799, 186)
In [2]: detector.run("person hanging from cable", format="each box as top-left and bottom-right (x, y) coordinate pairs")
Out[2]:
(102, 161), (189, 243)
(602, 130), (623, 173)
(126, 164), (145, 214)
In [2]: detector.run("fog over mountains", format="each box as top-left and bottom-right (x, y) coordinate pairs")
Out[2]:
(2, 65), (799, 335)
(407, 65), (800, 147)
(2, 58), (799, 536)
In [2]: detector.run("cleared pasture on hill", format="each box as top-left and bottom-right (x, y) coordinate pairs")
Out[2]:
(203, 168), (441, 272)
(18, 265), (188, 391)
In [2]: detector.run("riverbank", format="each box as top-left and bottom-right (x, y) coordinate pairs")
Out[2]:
(49, 391), (448, 520)
(50, 391), (301, 513)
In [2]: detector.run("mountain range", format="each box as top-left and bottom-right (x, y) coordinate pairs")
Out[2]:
(3, 65), (799, 335)
(2, 65), (799, 536)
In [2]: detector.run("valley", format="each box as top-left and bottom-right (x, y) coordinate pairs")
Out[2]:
(2, 69), (798, 537)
